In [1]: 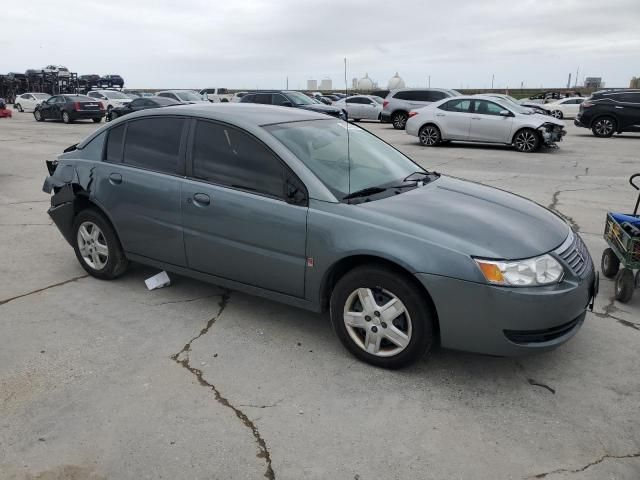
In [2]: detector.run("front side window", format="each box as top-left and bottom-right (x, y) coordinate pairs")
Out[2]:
(283, 91), (315, 105)
(266, 120), (425, 200)
(174, 91), (203, 102)
(122, 118), (185, 174)
(474, 100), (506, 116)
(130, 99), (145, 108)
(192, 121), (285, 198)
(272, 94), (290, 106)
(255, 93), (273, 104)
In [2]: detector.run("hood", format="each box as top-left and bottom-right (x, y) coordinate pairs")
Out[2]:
(357, 176), (569, 259)
(530, 113), (563, 126)
(299, 103), (341, 113)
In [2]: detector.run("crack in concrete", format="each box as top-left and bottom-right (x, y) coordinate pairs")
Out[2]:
(145, 293), (218, 306)
(592, 297), (639, 330)
(238, 399), (284, 409)
(527, 451), (640, 478)
(0, 222), (53, 226)
(547, 189), (580, 232)
(5, 199), (51, 206)
(527, 378), (556, 394)
(0, 274), (89, 306)
(170, 291), (275, 480)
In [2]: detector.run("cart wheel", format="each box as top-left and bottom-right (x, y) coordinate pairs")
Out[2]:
(614, 269), (634, 303)
(601, 248), (620, 278)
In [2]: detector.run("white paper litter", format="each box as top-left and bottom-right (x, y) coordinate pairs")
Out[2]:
(145, 271), (171, 290)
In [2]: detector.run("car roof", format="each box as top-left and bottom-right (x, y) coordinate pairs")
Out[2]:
(390, 87), (453, 93)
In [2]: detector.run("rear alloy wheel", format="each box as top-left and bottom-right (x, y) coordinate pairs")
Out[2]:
(550, 110), (563, 119)
(392, 112), (408, 130)
(62, 111), (72, 124)
(513, 128), (540, 152)
(34, 109), (44, 122)
(330, 265), (435, 369)
(601, 248), (620, 278)
(592, 117), (616, 137)
(614, 269), (634, 303)
(419, 125), (441, 146)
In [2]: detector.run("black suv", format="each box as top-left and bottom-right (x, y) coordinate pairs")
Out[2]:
(575, 89), (640, 137)
(100, 75), (125, 88)
(240, 90), (346, 119)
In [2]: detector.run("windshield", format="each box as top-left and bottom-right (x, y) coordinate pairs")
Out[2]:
(104, 91), (130, 99)
(284, 91), (316, 105)
(266, 119), (426, 200)
(492, 97), (532, 115)
(175, 91), (204, 101)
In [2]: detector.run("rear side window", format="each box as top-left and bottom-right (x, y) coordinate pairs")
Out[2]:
(394, 91), (415, 101)
(621, 93), (640, 103)
(255, 93), (272, 104)
(122, 118), (185, 174)
(105, 124), (125, 162)
(192, 120), (285, 198)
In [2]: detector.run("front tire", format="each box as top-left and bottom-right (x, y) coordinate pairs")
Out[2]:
(392, 111), (408, 130)
(72, 209), (129, 280)
(330, 265), (435, 369)
(601, 248), (620, 278)
(419, 124), (441, 146)
(592, 116), (616, 137)
(614, 269), (634, 303)
(16, 104), (23, 112)
(513, 128), (540, 152)
(551, 110), (563, 119)
(62, 111), (72, 124)
(34, 109), (44, 122)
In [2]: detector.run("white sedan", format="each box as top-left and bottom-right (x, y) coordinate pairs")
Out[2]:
(333, 95), (383, 121)
(13, 93), (51, 112)
(540, 97), (585, 119)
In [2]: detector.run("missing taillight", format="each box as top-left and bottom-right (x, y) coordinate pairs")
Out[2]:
(383, 101), (389, 109)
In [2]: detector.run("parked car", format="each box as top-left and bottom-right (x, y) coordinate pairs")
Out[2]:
(574, 90), (640, 137)
(156, 90), (209, 103)
(13, 92), (51, 112)
(540, 97), (585, 119)
(34, 94), (105, 124)
(230, 91), (248, 102)
(42, 104), (596, 368)
(199, 88), (233, 103)
(106, 96), (181, 121)
(333, 95), (383, 121)
(100, 75), (125, 88)
(406, 95), (566, 152)
(79, 74), (101, 86)
(43, 65), (70, 78)
(87, 90), (132, 111)
(240, 90), (347, 119)
(382, 88), (461, 129)
(317, 96), (333, 105)
(481, 94), (549, 115)
(370, 90), (390, 100)
(523, 91), (564, 104)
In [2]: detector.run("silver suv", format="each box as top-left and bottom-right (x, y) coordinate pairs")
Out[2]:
(382, 88), (461, 129)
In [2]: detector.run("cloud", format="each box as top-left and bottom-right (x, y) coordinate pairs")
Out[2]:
(2, 0), (639, 89)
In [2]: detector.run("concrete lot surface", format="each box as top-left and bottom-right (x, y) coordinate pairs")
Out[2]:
(1, 111), (639, 480)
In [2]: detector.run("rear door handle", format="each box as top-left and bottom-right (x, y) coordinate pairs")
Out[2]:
(192, 193), (211, 206)
(108, 173), (122, 184)
(472, 117), (481, 120)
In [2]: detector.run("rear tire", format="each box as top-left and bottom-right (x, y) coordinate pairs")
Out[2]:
(92, 117), (102, 123)
(72, 209), (129, 280)
(614, 269), (634, 303)
(513, 128), (540, 152)
(419, 124), (441, 146)
(34, 109), (44, 122)
(601, 248), (620, 278)
(392, 111), (408, 130)
(329, 265), (435, 369)
(551, 110), (563, 119)
(62, 111), (72, 124)
(592, 116), (616, 137)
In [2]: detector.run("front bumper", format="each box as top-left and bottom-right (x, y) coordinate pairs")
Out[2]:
(538, 124), (566, 146)
(70, 110), (105, 120)
(416, 266), (596, 356)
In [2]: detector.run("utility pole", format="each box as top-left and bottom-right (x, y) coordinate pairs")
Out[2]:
(428, 75), (431, 88)
(286, 76), (288, 89)
(575, 67), (579, 88)
(491, 74), (495, 89)
(567, 73), (572, 88)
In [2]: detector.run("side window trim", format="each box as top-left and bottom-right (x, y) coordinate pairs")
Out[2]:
(102, 122), (127, 164)
(186, 118), (308, 205)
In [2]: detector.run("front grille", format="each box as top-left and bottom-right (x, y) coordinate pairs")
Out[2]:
(504, 314), (584, 344)
(555, 232), (593, 278)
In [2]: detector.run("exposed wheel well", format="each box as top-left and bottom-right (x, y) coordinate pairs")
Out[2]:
(320, 254), (440, 335)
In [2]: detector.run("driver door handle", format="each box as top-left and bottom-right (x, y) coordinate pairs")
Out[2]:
(108, 173), (122, 184)
(191, 193), (211, 206)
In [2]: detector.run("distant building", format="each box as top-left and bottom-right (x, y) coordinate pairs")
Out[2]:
(584, 77), (603, 89)
(319, 78), (332, 91)
(630, 77), (640, 89)
(357, 73), (374, 92)
(387, 72), (405, 89)
(307, 79), (318, 90)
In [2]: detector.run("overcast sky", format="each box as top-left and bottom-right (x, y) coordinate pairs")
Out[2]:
(2, 0), (639, 90)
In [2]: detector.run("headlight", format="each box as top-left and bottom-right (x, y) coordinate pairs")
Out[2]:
(474, 254), (564, 286)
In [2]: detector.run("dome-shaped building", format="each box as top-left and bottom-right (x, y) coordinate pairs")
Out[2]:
(387, 72), (405, 89)
(357, 73), (374, 92)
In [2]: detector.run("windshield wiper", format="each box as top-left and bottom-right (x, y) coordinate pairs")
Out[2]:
(403, 171), (436, 182)
(343, 186), (387, 201)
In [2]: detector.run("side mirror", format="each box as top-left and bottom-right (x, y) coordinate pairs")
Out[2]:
(286, 178), (308, 206)
(499, 110), (511, 117)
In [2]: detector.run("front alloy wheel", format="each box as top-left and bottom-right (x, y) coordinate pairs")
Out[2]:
(592, 117), (615, 137)
(551, 110), (563, 119)
(77, 221), (109, 270)
(514, 129), (540, 152)
(343, 288), (412, 357)
(419, 125), (441, 146)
